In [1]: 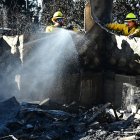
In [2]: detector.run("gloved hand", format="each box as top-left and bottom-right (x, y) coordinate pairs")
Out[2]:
(128, 34), (135, 39)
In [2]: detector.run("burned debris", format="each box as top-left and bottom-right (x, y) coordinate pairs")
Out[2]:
(0, 96), (140, 140)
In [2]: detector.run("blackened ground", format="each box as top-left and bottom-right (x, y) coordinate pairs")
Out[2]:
(0, 97), (140, 140)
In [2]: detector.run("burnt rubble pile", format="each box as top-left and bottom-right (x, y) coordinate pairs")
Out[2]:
(0, 97), (140, 140)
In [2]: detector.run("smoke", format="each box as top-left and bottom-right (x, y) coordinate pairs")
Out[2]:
(0, 45), (21, 102)
(18, 28), (79, 102)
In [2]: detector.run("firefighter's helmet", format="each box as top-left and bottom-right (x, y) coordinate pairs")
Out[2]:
(125, 13), (137, 21)
(52, 11), (64, 22)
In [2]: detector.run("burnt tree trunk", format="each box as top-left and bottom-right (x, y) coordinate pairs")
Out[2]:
(76, 0), (140, 107)
(78, 0), (113, 73)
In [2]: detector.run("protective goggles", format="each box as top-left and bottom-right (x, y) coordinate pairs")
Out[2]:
(56, 18), (64, 22)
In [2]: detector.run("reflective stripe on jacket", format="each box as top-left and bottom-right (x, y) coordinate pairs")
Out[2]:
(106, 23), (140, 36)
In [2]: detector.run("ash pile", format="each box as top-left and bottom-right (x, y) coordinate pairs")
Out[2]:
(0, 97), (140, 140)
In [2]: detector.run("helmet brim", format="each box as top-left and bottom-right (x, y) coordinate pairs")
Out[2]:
(124, 18), (138, 22)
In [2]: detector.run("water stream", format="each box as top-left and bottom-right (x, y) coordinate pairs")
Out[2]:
(18, 28), (79, 102)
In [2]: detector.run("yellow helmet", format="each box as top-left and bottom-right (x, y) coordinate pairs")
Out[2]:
(125, 13), (137, 21)
(52, 11), (64, 22)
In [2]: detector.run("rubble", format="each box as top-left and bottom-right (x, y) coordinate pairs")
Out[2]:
(0, 97), (140, 140)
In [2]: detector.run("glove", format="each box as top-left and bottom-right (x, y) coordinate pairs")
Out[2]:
(128, 34), (135, 39)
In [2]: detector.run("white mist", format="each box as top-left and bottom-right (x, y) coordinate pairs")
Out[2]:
(19, 28), (79, 102)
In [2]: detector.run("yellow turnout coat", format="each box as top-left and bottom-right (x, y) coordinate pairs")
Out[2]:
(107, 23), (140, 37)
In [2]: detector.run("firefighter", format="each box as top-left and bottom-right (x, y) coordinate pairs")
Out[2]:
(46, 11), (65, 32)
(46, 11), (78, 32)
(106, 13), (140, 39)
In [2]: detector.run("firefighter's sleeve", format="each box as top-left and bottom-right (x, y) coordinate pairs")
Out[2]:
(45, 26), (53, 32)
(129, 28), (140, 38)
(133, 29), (140, 36)
(106, 23), (125, 32)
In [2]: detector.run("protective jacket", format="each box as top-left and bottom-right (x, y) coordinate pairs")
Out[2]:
(106, 23), (140, 37)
